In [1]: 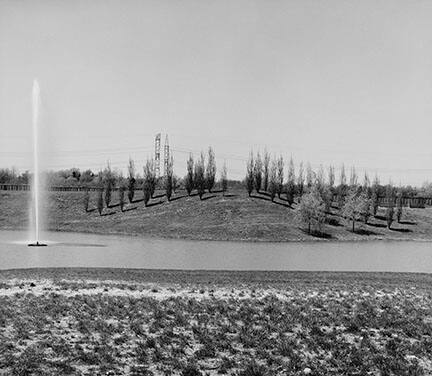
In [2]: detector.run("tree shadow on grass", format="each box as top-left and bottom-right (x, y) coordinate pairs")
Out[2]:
(273, 201), (291, 208)
(251, 194), (271, 201)
(131, 198), (144, 203)
(86, 208), (96, 213)
(101, 212), (116, 217)
(367, 222), (387, 228)
(300, 228), (333, 239)
(122, 207), (137, 212)
(251, 194), (291, 207)
(352, 229), (379, 236)
(152, 193), (166, 199)
(223, 194), (237, 198)
(390, 228), (413, 233)
(146, 200), (164, 208)
(169, 195), (187, 202)
(201, 195), (217, 201)
(107, 203), (120, 209)
(399, 220), (417, 225)
(375, 215), (387, 221)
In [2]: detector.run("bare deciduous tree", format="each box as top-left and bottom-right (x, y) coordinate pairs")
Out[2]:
(297, 186), (326, 234)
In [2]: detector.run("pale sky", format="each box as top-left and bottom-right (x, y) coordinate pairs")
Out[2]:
(1, 0), (432, 185)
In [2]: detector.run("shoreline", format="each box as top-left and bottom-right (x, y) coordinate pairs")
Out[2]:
(2, 225), (432, 244)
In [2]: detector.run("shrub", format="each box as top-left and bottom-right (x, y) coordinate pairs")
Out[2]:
(297, 186), (326, 234)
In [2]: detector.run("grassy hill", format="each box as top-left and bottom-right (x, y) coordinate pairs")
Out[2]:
(1, 187), (431, 241)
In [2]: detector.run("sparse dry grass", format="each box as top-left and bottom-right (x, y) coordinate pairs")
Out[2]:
(1, 189), (431, 241)
(0, 269), (431, 375)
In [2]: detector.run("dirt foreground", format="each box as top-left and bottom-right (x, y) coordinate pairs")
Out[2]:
(0, 268), (431, 375)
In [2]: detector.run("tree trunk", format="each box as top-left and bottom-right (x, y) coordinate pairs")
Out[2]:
(352, 219), (355, 232)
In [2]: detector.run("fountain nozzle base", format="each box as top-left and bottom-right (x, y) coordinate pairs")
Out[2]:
(28, 242), (47, 247)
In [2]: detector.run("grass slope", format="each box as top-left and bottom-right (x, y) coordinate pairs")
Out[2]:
(1, 188), (431, 241)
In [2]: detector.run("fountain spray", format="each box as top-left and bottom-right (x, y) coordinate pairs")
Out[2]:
(28, 79), (46, 247)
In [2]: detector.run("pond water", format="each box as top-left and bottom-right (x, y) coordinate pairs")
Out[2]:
(0, 230), (431, 272)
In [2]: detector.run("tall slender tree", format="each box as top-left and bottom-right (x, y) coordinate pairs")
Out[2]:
(143, 159), (154, 206)
(165, 156), (174, 201)
(339, 164), (346, 187)
(246, 151), (254, 197)
(104, 162), (115, 208)
(263, 148), (270, 192)
(396, 190), (403, 223)
(328, 166), (335, 188)
(185, 154), (194, 196)
(386, 184), (395, 229)
(221, 162), (228, 196)
(254, 152), (263, 193)
(349, 166), (358, 187)
(195, 152), (206, 200)
(269, 158), (278, 202)
(371, 175), (380, 216)
(276, 155), (284, 199)
(297, 162), (305, 197)
(306, 162), (314, 188)
(286, 157), (295, 206)
(127, 157), (136, 203)
(205, 147), (216, 193)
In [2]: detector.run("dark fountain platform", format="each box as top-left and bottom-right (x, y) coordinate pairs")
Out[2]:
(28, 242), (47, 247)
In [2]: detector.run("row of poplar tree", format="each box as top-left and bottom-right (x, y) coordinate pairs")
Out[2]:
(245, 150), (404, 235)
(84, 147), (228, 215)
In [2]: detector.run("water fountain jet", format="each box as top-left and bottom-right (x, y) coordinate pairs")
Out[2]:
(28, 79), (47, 247)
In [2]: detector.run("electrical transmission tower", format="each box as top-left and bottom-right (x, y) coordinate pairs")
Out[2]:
(164, 134), (170, 176)
(154, 133), (161, 178)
